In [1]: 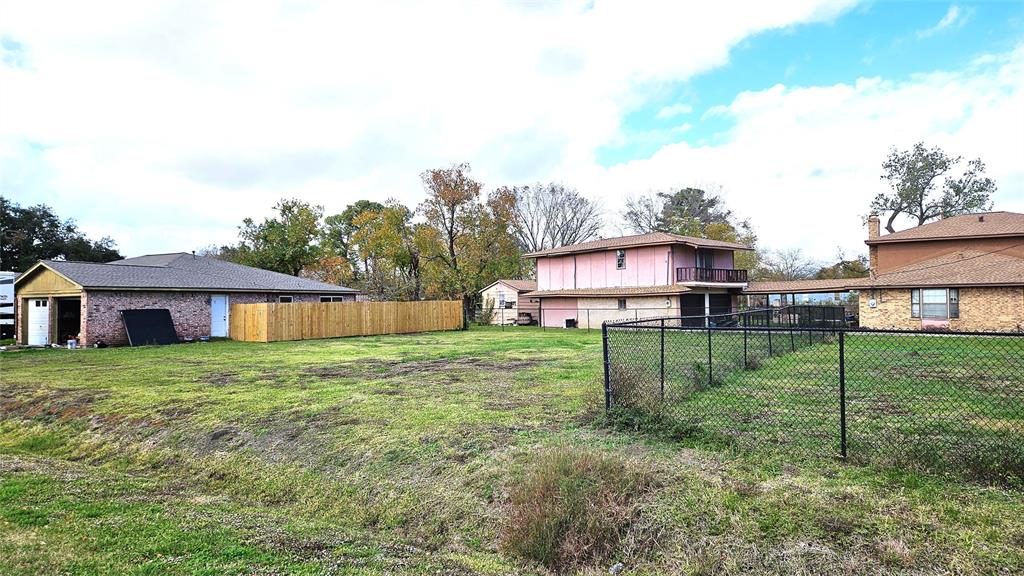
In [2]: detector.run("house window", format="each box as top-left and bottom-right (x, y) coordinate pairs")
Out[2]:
(616, 249), (626, 270)
(320, 296), (348, 302)
(912, 288), (959, 319)
(617, 298), (627, 310)
(278, 295), (293, 303)
(498, 292), (506, 308)
(696, 248), (714, 269)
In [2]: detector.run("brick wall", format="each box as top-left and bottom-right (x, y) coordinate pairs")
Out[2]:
(859, 287), (1024, 332)
(82, 291), (326, 346)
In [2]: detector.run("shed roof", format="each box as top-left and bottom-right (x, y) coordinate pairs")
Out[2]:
(480, 279), (537, 293)
(522, 231), (752, 258)
(866, 212), (1024, 244)
(16, 253), (357, 294)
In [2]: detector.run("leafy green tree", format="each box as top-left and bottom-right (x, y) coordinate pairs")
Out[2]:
(623, 187), (759, 271)
(0, 196), (122, 271)
(418, 163), (523, 324)
(235, 198), (323, 276)
(352, 202), (427, 300)
(814, 249), (869, 280)
(871, 142), (996, 233)
(321, 200), (386, 282)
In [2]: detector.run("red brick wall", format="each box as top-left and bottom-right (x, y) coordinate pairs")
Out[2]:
(81, 291), (326, 346)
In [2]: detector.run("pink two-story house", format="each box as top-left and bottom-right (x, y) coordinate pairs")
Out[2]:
(522, 232), (752, 328)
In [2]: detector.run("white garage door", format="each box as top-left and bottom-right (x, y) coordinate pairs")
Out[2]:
(27, 298), (50, 346)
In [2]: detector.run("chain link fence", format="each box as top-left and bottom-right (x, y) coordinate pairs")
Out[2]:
(602, 308), (1024, 482)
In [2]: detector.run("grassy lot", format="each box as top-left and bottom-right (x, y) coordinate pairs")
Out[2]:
(2, 326), (1024, 574)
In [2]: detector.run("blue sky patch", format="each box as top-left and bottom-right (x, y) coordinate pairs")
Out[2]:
(596, 1), (1024, 167)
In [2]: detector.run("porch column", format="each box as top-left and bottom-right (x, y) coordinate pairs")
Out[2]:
(704, 292), (710, 327)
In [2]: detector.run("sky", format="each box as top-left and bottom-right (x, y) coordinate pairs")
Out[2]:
(1, 0), (1023, 264)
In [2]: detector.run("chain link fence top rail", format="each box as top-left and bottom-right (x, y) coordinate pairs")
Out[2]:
(602, 307), (1024, 483)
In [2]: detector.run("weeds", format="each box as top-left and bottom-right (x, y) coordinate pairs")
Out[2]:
(500, 448), (656, 574)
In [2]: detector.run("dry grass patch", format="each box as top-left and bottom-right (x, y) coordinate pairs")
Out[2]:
(499, 447), (657, 574)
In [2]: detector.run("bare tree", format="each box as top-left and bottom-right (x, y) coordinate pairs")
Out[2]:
(506, 183), (602, 252)
(621, 192), (664, 234)
(755, 248), (817, 281)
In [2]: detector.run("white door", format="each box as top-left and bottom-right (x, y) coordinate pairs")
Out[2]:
(28, 299), (50, 346)
(210, 295), (228, 337)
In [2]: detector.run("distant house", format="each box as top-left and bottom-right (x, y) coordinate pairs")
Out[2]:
(478, 279), (538, 325)
(14, 252), (358, 347)
(522, 232), (753, 328)
(745, 212), (1024, 332)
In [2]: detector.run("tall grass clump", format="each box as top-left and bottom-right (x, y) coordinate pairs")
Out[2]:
(500, 448), (656, 574)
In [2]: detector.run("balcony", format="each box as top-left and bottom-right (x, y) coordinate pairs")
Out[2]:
(676, 267), (748, 283)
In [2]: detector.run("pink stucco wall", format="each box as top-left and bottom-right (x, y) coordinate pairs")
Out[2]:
(540, 297), (578, 328)
(536, 245), (738, 291)
(537, 247), (674, 291)
(671, 246), (734, 270)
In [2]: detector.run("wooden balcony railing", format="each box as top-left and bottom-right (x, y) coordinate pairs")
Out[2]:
(676, 267), (748, 283)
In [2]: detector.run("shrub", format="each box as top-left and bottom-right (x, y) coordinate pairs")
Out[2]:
(500, 448), (656, 573)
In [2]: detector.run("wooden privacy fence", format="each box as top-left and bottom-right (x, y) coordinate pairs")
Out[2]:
(228, 300), (464, 342)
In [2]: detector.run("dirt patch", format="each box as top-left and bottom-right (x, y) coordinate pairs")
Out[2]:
(303, 357), (539, 381)
(0, 386), (109, 423)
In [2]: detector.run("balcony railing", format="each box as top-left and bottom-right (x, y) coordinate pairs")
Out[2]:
(676, 267), (748, 283)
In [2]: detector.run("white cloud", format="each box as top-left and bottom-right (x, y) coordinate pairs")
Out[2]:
(0, 0), (856, 256)
(656, 103), (693, 119)
(568, 45), (1024, 261)
(4, 0), (1021, 267)
(917, 5), (970, 38)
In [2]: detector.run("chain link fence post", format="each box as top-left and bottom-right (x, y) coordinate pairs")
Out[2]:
(660, 318), (665, 400)
(839, 330), (847, 460)
(707, 324), (713, 387)
(602, 321), (611, 411)
(743, 315), (748, 368)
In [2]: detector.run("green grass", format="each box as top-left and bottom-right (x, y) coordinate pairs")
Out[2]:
(2, 326), (1024, 574)
(608, 327), (1024, 482)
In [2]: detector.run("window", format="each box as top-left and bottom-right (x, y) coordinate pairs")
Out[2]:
(498, 292), (506, 308)
(35, 300), (47, 307)
(616, 249), (626, 269)
(912, 288), (959, 319)
(617, 298), (627, 310)
(320, 296), (349, 302)
(696, 248), (714, 269)
(278, 295), (293, 303)
(922, 289), (948, 319)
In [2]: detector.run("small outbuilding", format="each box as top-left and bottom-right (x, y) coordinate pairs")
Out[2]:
(14, 252), (358, 347)
(478, 279), (538, 325)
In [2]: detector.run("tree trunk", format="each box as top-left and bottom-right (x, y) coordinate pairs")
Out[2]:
(885, 211), (899, 234)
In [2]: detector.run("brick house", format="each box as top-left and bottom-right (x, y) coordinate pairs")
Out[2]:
(745, 212), (1024, 332)
(858, 212), (1024, 331)
(15, 252), (358, 347)
(521, 232), (752, 328)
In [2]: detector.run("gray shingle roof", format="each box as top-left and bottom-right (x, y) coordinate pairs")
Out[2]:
(39, 253), (357, 293)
